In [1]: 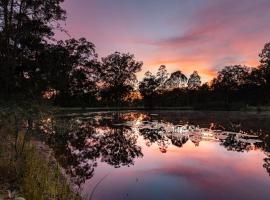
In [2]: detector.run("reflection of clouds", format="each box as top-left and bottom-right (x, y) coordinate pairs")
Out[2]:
(136, 159), (265, 200)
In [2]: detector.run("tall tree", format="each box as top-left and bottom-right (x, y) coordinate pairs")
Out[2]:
(156, 65), (169, 92)
(259, 42), (270, 88)
(139, 71), (159, 97)
(62, 38), (99, 97)
(0, 0), (66, 100)
(99, 52), (143, 105)
(188, 71), (201, 90)
(139, 71), (159, 107)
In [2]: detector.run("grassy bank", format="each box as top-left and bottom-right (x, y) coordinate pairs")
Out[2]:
(21, 145), (81, 200)
(0, 124), (81, 200)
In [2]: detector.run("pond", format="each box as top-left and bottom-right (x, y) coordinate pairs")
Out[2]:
(43, 111), (270, 200)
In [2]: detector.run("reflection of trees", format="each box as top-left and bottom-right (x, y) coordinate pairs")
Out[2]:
(99, 127), (143, 167)
(42, 118), (143, 186)
(219, 132), (270, 176)
(139, 127), (169, 153)
(45, 119), (97, 186)
(261, 135), (270, 176)
(138, 126), (189, 153)
(263, 157), (270, 176)
(41, 112), (270, 183)
(167, 134), (189, 148)
(220, 134), (255, 152)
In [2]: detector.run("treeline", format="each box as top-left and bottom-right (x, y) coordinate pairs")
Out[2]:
(138, 55), (270, 109)
(0, 0), (269, 109)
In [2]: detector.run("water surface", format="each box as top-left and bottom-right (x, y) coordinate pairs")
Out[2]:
(44, 111), (270, 200)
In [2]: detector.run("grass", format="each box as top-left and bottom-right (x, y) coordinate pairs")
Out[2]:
(21, 146), (81, 200)
(0, 123), (82, 200)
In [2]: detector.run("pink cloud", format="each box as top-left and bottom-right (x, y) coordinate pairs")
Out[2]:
(133, 0), (270, 81)
(58, 0), (270, 82)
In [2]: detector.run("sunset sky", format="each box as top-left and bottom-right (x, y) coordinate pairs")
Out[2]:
(57, 0), (270, 83)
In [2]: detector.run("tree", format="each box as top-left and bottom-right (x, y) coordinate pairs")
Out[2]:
(139, 71), (159, 107)
(24, 37), (100, 107)
(259, 42), (270, 88)
(260, 42), (270, 67)
(0, 0), (66, 100)
(99, 52), (143, 105)
(188, 71), (201, 90)
(165, 70), (188, 90)
(139, 71), (159, 97)
(211, 65), (250, 105)
(62, 38), (99, 98)
(212, 65), (250, 91)
(156, 65), (169, 92)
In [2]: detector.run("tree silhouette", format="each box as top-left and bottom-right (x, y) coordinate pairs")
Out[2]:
(99, 52), (143, 106)
(259, 42), (270, 93)
(211, 65), (250, 105)
(156, 65), (169, 92)
(59, 38), (100, 105)
(0, 0), (66, 99)
(212, 65), (250, 91)
(139, 71), (159, 107)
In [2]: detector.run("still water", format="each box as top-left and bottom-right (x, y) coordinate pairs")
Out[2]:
(44, 111), (270, 200)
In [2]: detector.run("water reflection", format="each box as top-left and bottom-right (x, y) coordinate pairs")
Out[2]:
(42, 114), (144, 186)
(40, 111), (270, 199)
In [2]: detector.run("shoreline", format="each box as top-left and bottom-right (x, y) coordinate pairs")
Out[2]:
(57, 106), (270, 112)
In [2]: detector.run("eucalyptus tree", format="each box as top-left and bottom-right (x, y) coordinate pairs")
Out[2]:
(165, 70), (188, 90)
(156, 65), (169, 92)
(99, 52), (143, 105)
(259, 42), (270, 89)
(187, 71), (201, 90)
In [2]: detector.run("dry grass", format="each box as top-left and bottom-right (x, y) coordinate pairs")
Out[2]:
(21, 147), (81, 200)
(0, 123), (82, 200)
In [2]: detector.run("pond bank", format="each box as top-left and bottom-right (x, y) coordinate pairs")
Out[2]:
(0, 127), (82, 200)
